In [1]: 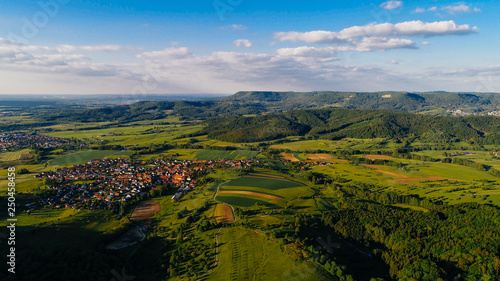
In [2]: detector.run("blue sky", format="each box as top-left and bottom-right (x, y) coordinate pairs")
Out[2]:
(0, 0), (498, 95)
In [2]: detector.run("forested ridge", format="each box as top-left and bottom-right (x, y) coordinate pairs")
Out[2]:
(27, 91), (500, 124)
(203, 109), (500, 143)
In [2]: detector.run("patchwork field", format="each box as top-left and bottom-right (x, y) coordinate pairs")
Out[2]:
(216, 173), (308, 209)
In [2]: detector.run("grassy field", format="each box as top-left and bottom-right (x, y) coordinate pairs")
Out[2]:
(271, 138), (398, 151)
(216, 195), (279, 208)
(220, 175), (305, 191)
(312, 159), (500, 207)
(195, 150), (259, 160)
(49, 150), (133, 166)
(208, 227), (332, 281)
(0, 148), (31, 162)
(217, 173), (310, 210)
(44, 118), (205, 147)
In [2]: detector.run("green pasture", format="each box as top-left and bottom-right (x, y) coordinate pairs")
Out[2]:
(216, 195), (281, 208)
(0, 149), (31, 162)
(271, 138), (397, 152)
(49, 150), (133, 166)
(209, 226), (332, 281)
(44, 122), (205, 146)
(221, 175), (305, 191)
(195, 150), (259, 160)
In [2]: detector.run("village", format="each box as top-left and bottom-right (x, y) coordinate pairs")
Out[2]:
(0, 133), (72, 150)
(32, 157), (258, 211)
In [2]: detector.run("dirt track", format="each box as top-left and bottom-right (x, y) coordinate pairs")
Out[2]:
(218, 190), (283, 201)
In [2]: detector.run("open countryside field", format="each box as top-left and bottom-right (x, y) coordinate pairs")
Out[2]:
(216, 195), (278, 208)
(272, 138), (398, 151)
(0, 148), (32, 162)
(313, 159), (500, 206)
(217, 173), (308, 208)
(195, 149), (259, 160)
(214, 203), (234, 223)
(49, 150), (134, 166)
(44, 120), (205, 146)
(208, 227), (332, 281)
(282, 153), (347, 162)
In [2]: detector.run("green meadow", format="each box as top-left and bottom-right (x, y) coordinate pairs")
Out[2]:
(49, 150), (134, 166)
(209, 227), (332, 281)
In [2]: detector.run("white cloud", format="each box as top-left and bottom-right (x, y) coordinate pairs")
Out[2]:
(56, 44), (131, 53)
(394, 20), (478, 36)
(416, 3), (481, 15)
(137, 47), (192, 59)
(389, 60), (400, 65)
(422, 41), (431, 45)
(221, 24), (248, 31)
(276, 46), (348, 57)
(275, 20), (478, 47)
(380, 1), (403, 10)
(233, 39), (253, 48)
(356, 37), (416, 52)
(231, 24), (247, 31)
(442, 3), (480, 14)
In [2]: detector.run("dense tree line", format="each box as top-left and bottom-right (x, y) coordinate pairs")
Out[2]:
(322, 185), (500, 280)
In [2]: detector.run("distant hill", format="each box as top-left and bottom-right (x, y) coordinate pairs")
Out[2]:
(37, 91), (500, 123)
(222, 91), (500, 114)
(203, 108), (500, 143)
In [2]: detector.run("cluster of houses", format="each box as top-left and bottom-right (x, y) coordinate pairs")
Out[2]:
(33, 157), (257, 210)
(0, 133), (71, 150)
(449, 109), (500, 117)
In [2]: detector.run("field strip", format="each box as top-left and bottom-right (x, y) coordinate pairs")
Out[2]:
(214, 203), (234, 223)
(282, 153), (299, 162)
(390, 176), (461, 183)
(365, 154), (394, 160)
(360, 164), (385, 169)
(245, 173), (307, 185)
(218, 191), (284, 201)
(305, 154), (320, 160)
(375, 170), (410, 178)
(130, 201), (161, 221)
(249, 173), (288, 179)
